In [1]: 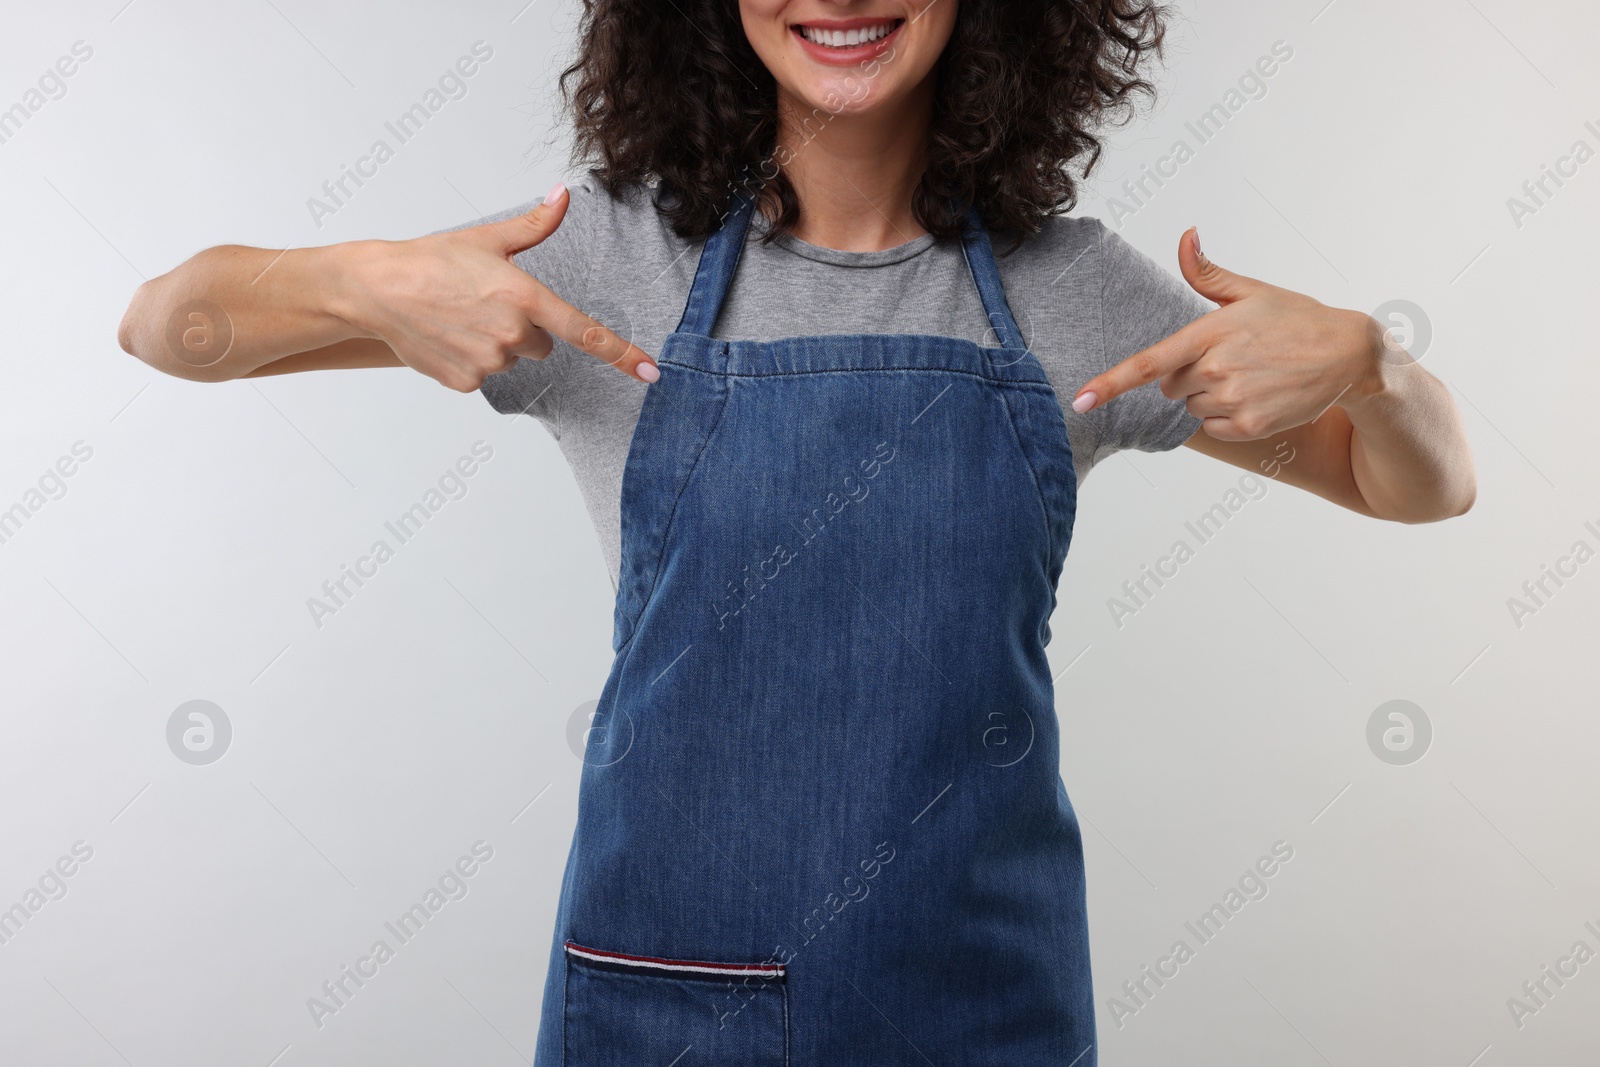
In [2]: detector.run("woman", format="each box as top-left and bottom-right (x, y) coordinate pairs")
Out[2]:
(119, 2), (1475, 1063)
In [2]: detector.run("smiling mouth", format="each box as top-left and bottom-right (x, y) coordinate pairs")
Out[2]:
(793, 18), (904, 50)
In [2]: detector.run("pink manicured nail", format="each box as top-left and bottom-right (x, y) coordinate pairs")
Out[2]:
(636, 361), (660, 383)
(1071, 391), (1098, 413)
(546, 182), (568, 205)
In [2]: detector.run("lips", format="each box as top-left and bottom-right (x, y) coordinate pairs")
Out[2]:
(790, 16), (904, 65)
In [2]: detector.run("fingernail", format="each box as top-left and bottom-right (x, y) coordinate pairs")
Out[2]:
(1071, 390), (1098, 413)
(546, 182), (568, 206)
(1193, 228), (1205, 262)
(636, 361), (660, 383)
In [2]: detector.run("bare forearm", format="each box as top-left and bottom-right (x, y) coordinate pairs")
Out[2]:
(1343, 355), (1476, 523)
(117, 242), (366, 382)
(118, 192), (654, 391)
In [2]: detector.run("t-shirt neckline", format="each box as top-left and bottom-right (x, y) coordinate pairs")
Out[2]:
(750, 211), (938, 268)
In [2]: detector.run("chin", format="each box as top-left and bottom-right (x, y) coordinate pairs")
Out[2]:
(784, 70), (894, 117)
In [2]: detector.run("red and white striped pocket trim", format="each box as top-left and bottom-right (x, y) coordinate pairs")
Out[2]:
(564, 940), (786, 982)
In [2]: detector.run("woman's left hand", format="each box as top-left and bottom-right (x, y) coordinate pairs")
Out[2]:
(1071, 230), (1389, 442)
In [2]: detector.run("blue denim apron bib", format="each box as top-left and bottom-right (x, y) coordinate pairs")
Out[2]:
(535, 194), (1090, 1066)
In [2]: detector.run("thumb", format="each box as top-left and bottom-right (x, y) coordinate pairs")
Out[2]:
(1179, 227), (1265, 305)
(470, 182), (570, 257)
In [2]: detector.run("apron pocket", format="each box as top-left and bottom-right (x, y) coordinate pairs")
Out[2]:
(562, 940), (789, 1066)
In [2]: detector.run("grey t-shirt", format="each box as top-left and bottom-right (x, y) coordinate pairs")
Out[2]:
(442, 177), (1209, 591)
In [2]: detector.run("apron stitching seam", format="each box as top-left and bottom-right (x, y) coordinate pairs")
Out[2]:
(617, 380), (734, 655)
(559, 945), (570, 1067)
(994, 389), (1057, 570)
(658, 361), (1050, 386)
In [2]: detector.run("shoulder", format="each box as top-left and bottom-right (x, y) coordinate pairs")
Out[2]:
(1010, 217), (1213, 331)
(531, 176), (697, 297)
(557, 176), (702, 268)
(563, 176), (686, 246)
(430, 176), (688, 264)
(996, 215), (1188, 297)
(989, 215), (1110, 349)
(994, 214), (1104, 285)
(991, 215), (1125, 319)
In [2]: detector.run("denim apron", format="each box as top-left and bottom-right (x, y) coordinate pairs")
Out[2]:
(535, 194), (1090, 1066)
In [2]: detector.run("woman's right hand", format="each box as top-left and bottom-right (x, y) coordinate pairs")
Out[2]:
(119, 183), (657, 387)
(333, 183), (657, 388)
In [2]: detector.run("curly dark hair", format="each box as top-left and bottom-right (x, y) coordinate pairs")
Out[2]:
(560, 1), (1170, 245)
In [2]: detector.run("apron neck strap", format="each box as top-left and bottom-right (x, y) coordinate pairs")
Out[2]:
(675, 191), (1027, 350)
(958, 207), (1026, 350)
(675, 191), (758, 336)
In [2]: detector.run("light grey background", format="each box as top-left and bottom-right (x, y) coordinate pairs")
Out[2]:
(2, 1), (1596, 1064)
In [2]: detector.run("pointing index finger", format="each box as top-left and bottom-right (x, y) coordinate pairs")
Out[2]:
(1072, 317), (1210, 413)
(528, 282), (659, 383)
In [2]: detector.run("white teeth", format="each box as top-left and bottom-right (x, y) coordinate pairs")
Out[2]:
(800, 22), (895, 47)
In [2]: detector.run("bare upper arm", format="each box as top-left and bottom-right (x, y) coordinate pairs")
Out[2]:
(241, 337), (405, 378)
(1180, 408), (1380, 518)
